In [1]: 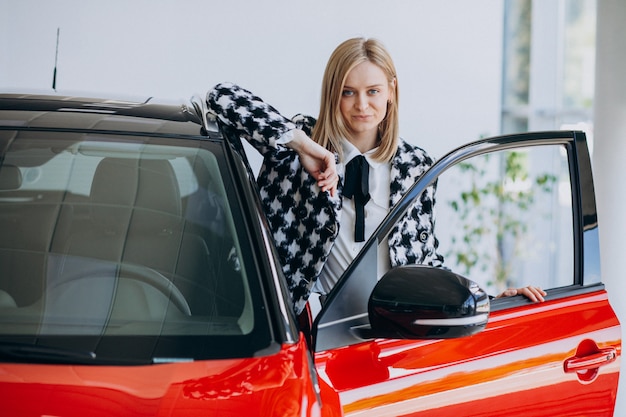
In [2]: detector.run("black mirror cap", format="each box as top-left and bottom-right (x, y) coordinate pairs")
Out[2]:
(368, 265), (490, 339)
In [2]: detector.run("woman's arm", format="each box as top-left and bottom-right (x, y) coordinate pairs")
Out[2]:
(207, 83), (337, 196)
(206, 82), (296, 155)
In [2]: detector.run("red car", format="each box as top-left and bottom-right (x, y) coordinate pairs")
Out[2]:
(0, 93), (620, 416)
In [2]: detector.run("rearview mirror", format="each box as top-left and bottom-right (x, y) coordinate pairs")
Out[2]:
(368, 265), (489, 339)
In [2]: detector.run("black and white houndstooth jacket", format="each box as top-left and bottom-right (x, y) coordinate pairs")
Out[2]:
(207, 82), (444, 314)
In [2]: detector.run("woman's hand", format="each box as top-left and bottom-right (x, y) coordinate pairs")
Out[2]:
(496, 286), (547, 302)
(288, 130), (339, 197)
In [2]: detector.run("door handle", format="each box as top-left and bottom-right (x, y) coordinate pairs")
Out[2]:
(563, 339), (617, 382)
(564, 347), (617, 373)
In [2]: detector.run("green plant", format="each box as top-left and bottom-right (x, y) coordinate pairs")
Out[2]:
(446, 150), (557, 291)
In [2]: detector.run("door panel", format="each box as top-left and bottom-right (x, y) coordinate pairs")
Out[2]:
(315, 291), (619, 416)
(313, 132), (620, 416)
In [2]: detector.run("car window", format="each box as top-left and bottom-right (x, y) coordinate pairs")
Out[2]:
(0, 132), (273, 362)
(435, 144), (574, 297)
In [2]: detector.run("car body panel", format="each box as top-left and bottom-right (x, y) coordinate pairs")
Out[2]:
(315, 291), (620, 416)
(0, 336), (323, 417)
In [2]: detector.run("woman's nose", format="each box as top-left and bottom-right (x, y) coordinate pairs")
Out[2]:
(355, 93), (369, 110)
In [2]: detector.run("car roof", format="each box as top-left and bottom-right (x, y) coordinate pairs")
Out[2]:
(0, 92), (221, 138)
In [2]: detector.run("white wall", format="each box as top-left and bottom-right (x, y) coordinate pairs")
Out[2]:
(0, 0), (503, 160)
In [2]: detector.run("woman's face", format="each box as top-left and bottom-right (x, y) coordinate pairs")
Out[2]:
(339, 60), (394, 151)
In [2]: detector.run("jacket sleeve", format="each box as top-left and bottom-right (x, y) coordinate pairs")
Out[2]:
(206, 82), (297, 157)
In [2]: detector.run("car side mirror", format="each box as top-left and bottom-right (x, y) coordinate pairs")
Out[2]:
(367, 265), (489, 339)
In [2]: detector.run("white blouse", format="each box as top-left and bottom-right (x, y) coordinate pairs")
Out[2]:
(312, 140), (391, 295)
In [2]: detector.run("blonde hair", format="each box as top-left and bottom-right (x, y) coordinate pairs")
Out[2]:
(312, 37), (399, 162)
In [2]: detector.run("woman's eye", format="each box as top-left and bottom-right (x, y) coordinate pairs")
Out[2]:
(342, 90), (354, 97)
(368, 89), (379, 95)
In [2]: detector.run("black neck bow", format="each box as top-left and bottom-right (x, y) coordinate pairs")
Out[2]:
(343, 155), (370, 242)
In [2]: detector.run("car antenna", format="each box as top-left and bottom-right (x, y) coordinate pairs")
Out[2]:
(52, 28), (60, 91)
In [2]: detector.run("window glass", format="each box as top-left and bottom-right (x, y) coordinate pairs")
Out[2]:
(501, 0), (596, 136)
(0, 132), (271, 362)
(434, 144), (573, 295)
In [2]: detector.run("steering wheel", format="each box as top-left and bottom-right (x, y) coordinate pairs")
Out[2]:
(45, 259), (192, 317)
(117, 263), (192, 316)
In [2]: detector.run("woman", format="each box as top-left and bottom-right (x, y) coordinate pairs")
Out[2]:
(207, 37), (545, 315)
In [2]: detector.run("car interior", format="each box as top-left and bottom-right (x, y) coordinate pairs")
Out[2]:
(0, 137), (254, 338)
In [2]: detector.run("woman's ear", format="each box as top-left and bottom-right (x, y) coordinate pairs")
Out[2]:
(388, 77), (397, 104)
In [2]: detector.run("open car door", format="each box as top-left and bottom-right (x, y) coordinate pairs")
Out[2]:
(312, 131), (621, 417)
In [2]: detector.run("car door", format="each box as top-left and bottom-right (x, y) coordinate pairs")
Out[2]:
(312, 131), (621, 417)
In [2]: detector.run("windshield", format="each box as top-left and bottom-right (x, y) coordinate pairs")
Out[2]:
(0, 131), (273, 363)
